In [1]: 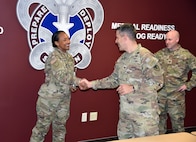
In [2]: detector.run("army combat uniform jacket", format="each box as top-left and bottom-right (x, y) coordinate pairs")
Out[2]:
(155, 45), (196, 92)
(91, 44), (164, 138)
(38, 48), (80, 99)
(30, 48), (80, 142)
(154, 45), (196, 134)
(92, 44), (163, 102)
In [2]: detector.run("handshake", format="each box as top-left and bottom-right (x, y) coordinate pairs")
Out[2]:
(70, 78), (92, 92)
(78, 78), (92, 90)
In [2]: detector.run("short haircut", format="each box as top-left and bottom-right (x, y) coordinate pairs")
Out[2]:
(116, 24), (137, 40)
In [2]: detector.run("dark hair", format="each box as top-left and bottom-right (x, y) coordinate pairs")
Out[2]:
(116, 23), (137, 40)
(52, 30), (65, 47)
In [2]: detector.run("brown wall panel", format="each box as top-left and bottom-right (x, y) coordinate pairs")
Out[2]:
(0, 0), (195, 141)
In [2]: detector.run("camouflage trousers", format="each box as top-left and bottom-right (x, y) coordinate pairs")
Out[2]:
(30, 95), (71, 142)
(158, 88), (185, 134)
(117, 103), (159, 139)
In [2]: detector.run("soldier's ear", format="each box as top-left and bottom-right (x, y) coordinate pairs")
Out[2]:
(54, 41), (59, 47)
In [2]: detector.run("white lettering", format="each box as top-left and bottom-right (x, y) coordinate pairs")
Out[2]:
(86, 28), (92, 33)
(85, 21), (91, 28)
(0, 26), (4, 34)
(111, 23), (140, 30)
(79, 9), (93, 49)
(86, 34), (92, 40)
(29, 6), (49, 48)
(79, 10), (86, 16)
(32, 40), (38, 45)
(147, 33), (166, 40)
(85, 41), (91, 47)
(41, 5), (47, 13)
(141, 24), (175, 31)
(111, 22), (124, 29)
(83, 16), (90, 23)
(40, 53), (48, 63)
(34, 16), (41, 23)
(136, 33), (146, 39)
(32, 21), (38, 28)
(133, 24), (140, 30)
(31, 33), (37, 39)
(74, 55), (81, 63)
(31, 27), (37, 33)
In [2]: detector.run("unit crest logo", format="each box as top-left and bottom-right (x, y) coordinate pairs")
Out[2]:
(16, 0), (104, 70)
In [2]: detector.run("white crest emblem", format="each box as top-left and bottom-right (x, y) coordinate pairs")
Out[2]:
(16, 0), (104, 70)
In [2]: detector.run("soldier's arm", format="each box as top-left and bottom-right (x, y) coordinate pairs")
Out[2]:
(142, 53), (164, 91)
(91, 72), (119, 90)
(185, 53), (196, 91)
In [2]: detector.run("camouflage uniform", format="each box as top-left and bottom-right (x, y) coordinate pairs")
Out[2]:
(155, 45), (196, 134)
(92, 44), (164, 139)
(30, 48), (80, 142)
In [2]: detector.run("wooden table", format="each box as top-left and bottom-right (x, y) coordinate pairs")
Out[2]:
(191, 131), (196, 136)
(109, 132), (196, 142)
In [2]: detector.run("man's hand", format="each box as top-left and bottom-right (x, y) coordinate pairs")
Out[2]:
(116, 84), (134, 95)
(70, 84), (77, 92)
(79, 78), (92, 90)
(178, 84), (187, 92)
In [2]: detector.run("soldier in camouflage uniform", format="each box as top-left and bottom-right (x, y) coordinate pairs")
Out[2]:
(155, 30), (196, 134)
(30, 31), (81, 142)
(79, 24), (164, 139)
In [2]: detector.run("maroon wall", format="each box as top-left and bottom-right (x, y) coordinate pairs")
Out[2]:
(0, 0), (195, 142)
